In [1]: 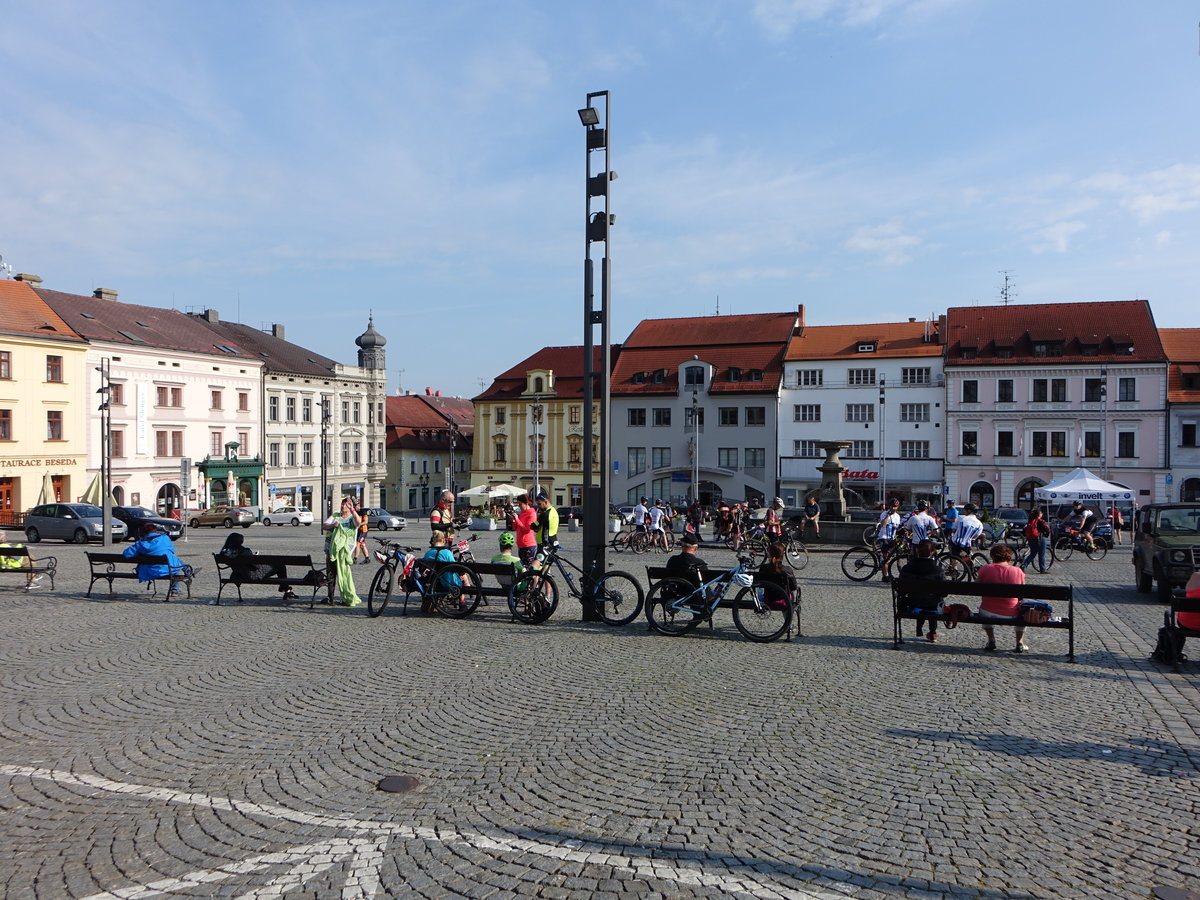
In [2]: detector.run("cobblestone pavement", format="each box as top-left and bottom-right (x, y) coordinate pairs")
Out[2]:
(1, 527), (1198, 899)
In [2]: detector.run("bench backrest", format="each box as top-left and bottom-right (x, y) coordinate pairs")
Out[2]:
(88, 552), (170, 566)
(465, 562), (521, 578)
(213, 553), (314, 571)
(0, 546), (31, 559)
(893, 577), (1071, 603)
(1170, 595), (1200, 616)
(646, 566), (733, 583)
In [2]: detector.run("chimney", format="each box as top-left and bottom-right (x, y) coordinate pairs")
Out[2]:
(271, 323), (285, 340)
(908, 317), (916, 323)
(796, 303), (805, 336)
(425, 387), (433, 395)
(14, 273), (42, 287)
(93, 288), (119, 302)
(203, 309), (219, 324)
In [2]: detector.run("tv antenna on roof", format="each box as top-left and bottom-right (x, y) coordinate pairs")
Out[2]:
(0, 254), (13, 280)
(998, 270), (1017, 306)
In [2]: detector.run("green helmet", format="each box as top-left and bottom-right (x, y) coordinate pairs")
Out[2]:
(499, 531), (515, 548)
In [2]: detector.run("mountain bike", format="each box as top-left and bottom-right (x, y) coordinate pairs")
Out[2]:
(366, 539), (482, 619)
(643, 554), (792, 642)
(840, 537), (912, 582)
(934, 544), (990, 581)
(1053, 528), (1107, 561)
(508, 543), (644, 626)
(610, 527), (649, 554)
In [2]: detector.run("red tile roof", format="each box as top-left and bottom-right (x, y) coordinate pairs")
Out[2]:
(36, 288), (260, 359)
(475, 345), (609, 402)
(0, 280), (86, 344)
(385, 394), (475, 451)
(613, 311), (797, 395)
(1161, 328), (1200, 403)
(785, 320), (942, 361)
(944, 301), (1166, 366)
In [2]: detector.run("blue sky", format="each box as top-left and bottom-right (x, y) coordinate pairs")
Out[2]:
(3, 0), (1197, 399)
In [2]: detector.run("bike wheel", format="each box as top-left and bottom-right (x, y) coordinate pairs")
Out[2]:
(591, 570), (645, 626)
(645, 578), (703, 635)
(884, 552), (910, 582)
(840, 546), (880, 582)
(508, 573), (559, 624)
(969, 553), (989, 575)
(431, 563), (483, 618)
(935, 552), (971, 582)
(784, 538), (809, 570)
(366, 564), (395, 618)
(862, 525), (878, 544)
(1086, 542), (1108, 561)
(1054, 537), (1073, 561)
(732, 581), (792, 643)
(610, 533), (628, 553)
(744, 537), (769, 566)
(630, 532), (649, 554)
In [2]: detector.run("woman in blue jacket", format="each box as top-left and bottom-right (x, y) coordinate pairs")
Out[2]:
(123, 523), (189, 598)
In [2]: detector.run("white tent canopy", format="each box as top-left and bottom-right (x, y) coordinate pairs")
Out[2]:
(459, 483), (523, 503)
(1033, 468), (1135, 503)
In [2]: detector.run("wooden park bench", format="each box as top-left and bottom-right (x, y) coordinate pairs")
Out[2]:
(86, 552), (194, 600)
(212, 553), (327, 607)
(1150, 587), (1200, 669)
(0, 545), (58, 589)
(891, 577), (1074, 661)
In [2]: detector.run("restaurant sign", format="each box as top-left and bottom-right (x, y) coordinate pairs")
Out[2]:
(0, 457), (79, 468)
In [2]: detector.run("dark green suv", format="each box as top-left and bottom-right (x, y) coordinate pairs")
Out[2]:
(1132, 504), (1200, 601)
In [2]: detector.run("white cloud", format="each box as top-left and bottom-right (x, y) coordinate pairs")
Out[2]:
(1155, 230), (1172, 246)
(845, 223), (921, 264)
(1080, 164), (1200, 223)
(1033, 220), (1086, 254)
(750, 0), (966, 38)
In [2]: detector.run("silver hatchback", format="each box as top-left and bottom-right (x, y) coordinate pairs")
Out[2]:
(24, 503), (129, 544)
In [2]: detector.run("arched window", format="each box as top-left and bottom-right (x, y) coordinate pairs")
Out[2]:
(1014, 477), (1045, 510)
(1182, 478), (1200, 503)
(533, 376), (544, 393)
(968, 480), (995, 511)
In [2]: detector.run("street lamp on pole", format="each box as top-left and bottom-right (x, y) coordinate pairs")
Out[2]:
(96, 359), (113, 548)
(530, 401), (543, 498)
(578, 90), (614, 623)
(319, 399), (331, 520)
(878, 377), (887, 506)
(1100, 367), (1109, 480)
(418, 473), (430, 516)
(690, 385), (700, 506)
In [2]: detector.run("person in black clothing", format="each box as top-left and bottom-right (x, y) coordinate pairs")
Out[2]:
(665, 532), (708, 593)
(896, 539), (946, 642)
(756, 542), (798, 621)
(217, 532), (297, 603)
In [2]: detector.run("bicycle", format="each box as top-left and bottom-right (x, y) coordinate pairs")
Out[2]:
(508, 542), (645, 626)
(934, 543), (990, 581)
(610, 527), (650, 554)
(644, 554), (793, 642)
(839, 535), (912, 581)
(1053, 527), (1107, 561)
(366, 538), (482, 619)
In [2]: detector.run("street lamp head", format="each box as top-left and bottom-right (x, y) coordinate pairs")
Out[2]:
(577, 107), (600, 126)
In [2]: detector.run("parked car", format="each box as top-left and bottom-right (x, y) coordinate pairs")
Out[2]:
(361, 508), (406, 531)
(1133, 503), (1200, 601)
(615, 506), (635, 524)
(111, 506), (185, 540)
(189, 506), (255, 528)
(24, 503), (128, 544)
(993, 507), (1030, 530)
(262, 506), (314, 527)
(561, 505), (584, 522)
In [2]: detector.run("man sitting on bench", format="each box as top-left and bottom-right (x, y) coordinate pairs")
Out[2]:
(123, 523), (191, 599)
(0, 531), (43, 591)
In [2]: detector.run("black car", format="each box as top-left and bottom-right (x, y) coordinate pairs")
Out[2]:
(111, 506), (185, 540)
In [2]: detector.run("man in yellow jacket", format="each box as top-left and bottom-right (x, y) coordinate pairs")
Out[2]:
(534, 493), (559, 550)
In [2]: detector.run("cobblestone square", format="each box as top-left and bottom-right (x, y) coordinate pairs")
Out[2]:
(1, 527), (1197, 898)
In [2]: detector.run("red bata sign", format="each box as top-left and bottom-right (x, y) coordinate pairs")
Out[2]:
(844, 470), (880, 480)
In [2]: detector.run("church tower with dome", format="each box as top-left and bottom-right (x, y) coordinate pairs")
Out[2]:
(355, 314), (387, 372)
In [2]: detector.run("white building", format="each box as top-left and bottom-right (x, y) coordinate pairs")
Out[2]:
(1162, 328), (1200, 503)
(779, 315), (945, 508)
(35, 285), (264, 515)
(192, 313), (389, 515)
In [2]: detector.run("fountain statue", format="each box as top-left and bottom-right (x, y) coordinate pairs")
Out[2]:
(815, 440), (853, 521)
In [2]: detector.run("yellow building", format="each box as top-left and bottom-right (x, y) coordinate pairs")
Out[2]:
(472, 346), (601, 509)
(0, 278), (89, 517)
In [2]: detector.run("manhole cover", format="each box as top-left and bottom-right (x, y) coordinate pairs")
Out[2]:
(376, 775), (420, 793)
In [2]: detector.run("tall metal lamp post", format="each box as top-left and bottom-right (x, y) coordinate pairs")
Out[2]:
(530, 401), (543, 498)
(96, 359), (113, 548)
(690, 385), (700, 506)
(579, 90), (614, 623)
(418, 473), (430, 515)
(319, 400), (331, 520)
(1100, 367), (1109, 480)
(878, 377), (887, 505)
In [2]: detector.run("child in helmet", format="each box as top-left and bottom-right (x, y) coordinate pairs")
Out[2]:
(491, 531), (522, 589)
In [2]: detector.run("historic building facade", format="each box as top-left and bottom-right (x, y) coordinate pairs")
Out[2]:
(383, 390), (474, 515)
(1161, 328), (1200, 503)
(0, 277), (90, 516)
(191, 313), (389, 516)
(943, 300), (1169, 509)
(610, 310), (798, 508)
(779, 313), (945, 508)
(472, 346), (602, 510)
(33, 279), (265, 516)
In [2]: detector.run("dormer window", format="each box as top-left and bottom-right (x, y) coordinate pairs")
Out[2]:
(748, 369), (763, 382)
(632, 372), (646, 385)
(652, 369), (666, 384)
(684, 365), (705, 387)
(1032, 341), (1064, 358)
(995, 346), (1013, 359)
(961, 348), (977, 360)
(1080, 344), (1099, 357)
(728, 367), (742, 382)
(857, 341), (877, 353)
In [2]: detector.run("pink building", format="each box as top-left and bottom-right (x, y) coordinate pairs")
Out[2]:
(943, 301), (1168, 511)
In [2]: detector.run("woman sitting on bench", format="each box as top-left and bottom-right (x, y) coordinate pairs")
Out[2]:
(123, 523), (191, 600)
(976, 544), (1028, 653)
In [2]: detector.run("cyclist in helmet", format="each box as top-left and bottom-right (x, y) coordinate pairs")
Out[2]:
(491, 531), (522, 589)
(903, 500), (939, 546)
